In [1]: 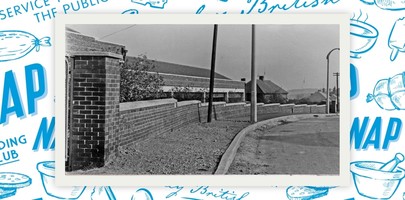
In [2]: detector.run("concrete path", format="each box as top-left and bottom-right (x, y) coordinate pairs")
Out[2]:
(227, 113), (292, 122)
(227, 116), (339, 175)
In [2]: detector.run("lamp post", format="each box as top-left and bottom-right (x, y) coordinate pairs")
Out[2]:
(326, 47), (340, 114)
(251, 24), (257, 123)
(333, 72), (340, 113)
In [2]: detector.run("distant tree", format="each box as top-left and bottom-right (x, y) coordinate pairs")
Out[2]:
(120, 55), (164, 102)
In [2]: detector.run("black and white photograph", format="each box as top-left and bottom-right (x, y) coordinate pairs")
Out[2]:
(56, 14), (350, 186)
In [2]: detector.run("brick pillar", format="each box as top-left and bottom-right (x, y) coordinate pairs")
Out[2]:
(68, 52), (122, 171)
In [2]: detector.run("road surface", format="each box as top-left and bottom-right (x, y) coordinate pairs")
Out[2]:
(227, 116), (339, 175)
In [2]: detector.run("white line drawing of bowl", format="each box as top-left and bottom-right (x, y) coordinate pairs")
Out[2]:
(351, 161), (405, 199)
(350, 20), (379, 59)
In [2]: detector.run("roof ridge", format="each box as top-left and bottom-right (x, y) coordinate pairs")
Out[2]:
(125, 56), (230, 80)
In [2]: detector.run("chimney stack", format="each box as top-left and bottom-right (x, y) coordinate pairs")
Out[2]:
(259, 76), (264, 81)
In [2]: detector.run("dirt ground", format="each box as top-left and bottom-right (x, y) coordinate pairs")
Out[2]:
(72, 120), (250, 175)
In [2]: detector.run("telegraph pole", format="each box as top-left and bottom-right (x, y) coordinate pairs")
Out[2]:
(207, 24), (218, 123)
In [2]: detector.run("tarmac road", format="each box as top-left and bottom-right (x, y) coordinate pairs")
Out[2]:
(227, 116), (339, 175)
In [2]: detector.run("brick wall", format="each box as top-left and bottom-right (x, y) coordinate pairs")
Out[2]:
(259, 103), (281, 114)
(293, 104), (311, 114)
(280, 104), (294, 114)
(68, 52), (122, 171)
(119, 99), (200, 148)
(310, 105), (327, 114)
(104, 57), (121, 162)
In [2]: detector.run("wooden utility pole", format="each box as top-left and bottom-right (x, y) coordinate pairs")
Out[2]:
(207, 24), (218, 123)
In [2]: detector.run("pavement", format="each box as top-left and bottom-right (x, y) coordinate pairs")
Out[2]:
(226, 113), (292, 122)
(226, 115), (339, 175)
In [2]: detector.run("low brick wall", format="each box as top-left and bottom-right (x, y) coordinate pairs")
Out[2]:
(293, 104), (310, 114)
(119, 99), (200, 147)
(280, 104), (294, 114)
(259, 103), (281, 114)
(199, 102), (250, 122)
(310, 105), (327, 114)
(117, 100), (327, 149)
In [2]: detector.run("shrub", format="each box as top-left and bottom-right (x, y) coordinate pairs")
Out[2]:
(120, 55), (164, 102)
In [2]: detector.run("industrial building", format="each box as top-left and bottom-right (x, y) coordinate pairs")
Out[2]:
(66, 28), (245, 103)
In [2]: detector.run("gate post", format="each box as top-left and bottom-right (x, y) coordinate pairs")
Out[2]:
(68, 51), (122, 171)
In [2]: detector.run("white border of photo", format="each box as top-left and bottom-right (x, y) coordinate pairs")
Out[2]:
(55, 14), (350, 187)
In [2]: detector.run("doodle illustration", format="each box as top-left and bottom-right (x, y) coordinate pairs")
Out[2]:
(0, 172), (31, 199)
(388, 17), (405, 61)
(0, 31), (51, 62)
(37, 161), (86, 199)
(377, 0), (405, 10)
(91, 186), (117, 200)
(122, 9), (139, 14)
(131, 188), (154, 200)
(286, 186), (329, 200)
(350, 12), (379, 59)
(359, 0), (405, 10)
(359, 0), (375, 5)
(351, 153), (405, 199)
(366, 72), (405, 110)
(131, 0), (168, 9)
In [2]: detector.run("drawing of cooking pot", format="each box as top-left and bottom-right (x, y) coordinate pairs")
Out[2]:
(350, 20), (379, 59)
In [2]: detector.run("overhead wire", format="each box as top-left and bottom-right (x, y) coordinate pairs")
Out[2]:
(99, 24), (137, 40)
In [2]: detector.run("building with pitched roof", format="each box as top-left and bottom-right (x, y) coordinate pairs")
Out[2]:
(126, 56), (245, 102)
(66, 28), (245, 103)
(245, 76), (288, 104)
(306, 91), (337, 104)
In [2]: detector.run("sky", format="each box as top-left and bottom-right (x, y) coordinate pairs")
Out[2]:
(67, 24), (340, 91)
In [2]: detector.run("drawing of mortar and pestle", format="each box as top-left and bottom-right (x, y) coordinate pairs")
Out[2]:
(37, 161), (86, 199)
(351, 153), (405, 199)
(350, 19), (379, 59)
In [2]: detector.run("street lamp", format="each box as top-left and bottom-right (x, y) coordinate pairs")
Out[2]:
(326, 48), (340, 114)
(251, 24), (257, 123)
